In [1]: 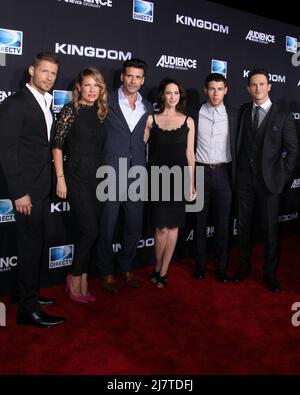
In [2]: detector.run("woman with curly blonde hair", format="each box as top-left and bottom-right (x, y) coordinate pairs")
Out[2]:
(52, 67), (108, 303)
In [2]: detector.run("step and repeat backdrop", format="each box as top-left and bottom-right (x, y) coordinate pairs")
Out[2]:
(1, 0), (300, 295)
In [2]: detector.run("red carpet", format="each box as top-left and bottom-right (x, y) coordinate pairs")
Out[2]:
(1, 234), (300, 375)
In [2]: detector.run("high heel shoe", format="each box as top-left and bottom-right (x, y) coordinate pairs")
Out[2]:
(149, 267), (160, 284)
(66, 274), (88, 303)
(157, 274), (168, 288)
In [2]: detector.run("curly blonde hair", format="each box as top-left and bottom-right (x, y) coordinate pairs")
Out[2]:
(72, 67), (108, 121)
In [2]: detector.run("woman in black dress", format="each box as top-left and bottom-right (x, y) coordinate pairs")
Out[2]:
(144, 78), (196, 288)
(52, 68), (107, 302)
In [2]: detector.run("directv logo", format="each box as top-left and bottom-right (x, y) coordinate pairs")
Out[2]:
(133, 0), (154, 23)
(49, 245), (74, 269)
(53, 90), (72, 113)
(286, 36), (297, 53)
(211, 59), (227, 77)
(0, 28), (23, 55)
(0, 199), (15, 223)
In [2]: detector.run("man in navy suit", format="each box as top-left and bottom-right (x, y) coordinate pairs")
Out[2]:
(193, 73), (238, 283)
(0, 52), (65, 327)
(97, 58), (153, 293)
(232, 68), (298, 292)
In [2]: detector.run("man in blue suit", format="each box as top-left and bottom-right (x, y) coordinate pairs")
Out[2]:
(97, 58), (153, 293)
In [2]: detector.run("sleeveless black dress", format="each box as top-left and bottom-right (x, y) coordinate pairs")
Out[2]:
(148, 115), (189, 229)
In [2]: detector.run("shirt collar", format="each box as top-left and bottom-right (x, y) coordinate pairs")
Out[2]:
(26, 83), (53, 108)
(204, 101), (225, 115)
(118, 86), (143, 105)
(253, 97), (272, 112)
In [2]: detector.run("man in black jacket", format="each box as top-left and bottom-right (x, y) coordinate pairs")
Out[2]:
(232, 68), (298, 292)
(0, 52), (65, 327)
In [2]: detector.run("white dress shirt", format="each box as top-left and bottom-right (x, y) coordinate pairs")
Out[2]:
(118, 87), (145, 132)
(26, 83), (53, 141)
(196, 102), (231, 164)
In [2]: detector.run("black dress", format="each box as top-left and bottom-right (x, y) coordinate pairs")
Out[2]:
(148, 115), (189, 229)
(52, 103), (106, 275)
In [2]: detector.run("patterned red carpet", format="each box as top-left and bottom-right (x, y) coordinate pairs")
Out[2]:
(1, 234), (300, 374)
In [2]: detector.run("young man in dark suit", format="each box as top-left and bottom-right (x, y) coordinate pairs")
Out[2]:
(0, 52), (65, 327)
(232, 68), (298, 292)
(96, 58), (153, 293)
(193, 73), (238, 283)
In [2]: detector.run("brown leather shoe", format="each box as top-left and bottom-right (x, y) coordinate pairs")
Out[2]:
(102, 275), (118, 294)
(121, 271), (140, 288)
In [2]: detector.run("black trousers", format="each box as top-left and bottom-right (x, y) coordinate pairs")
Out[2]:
(237, 175), (280, 275)
(68, 179), (102, 276)
(194, 163), (232, 273)
(14, 198), (49, 314)
(96, 199), (143, 276)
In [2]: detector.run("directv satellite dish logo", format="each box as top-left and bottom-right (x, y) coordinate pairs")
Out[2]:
(211, 59), (227, 77)
(133, 0), (154, 23)
(49, 244), (74, 269)
(286, 36), (297, 53)
(0, 28), (23, 55)
(53, 90), (72, 113)
(0, 199), (15, 223)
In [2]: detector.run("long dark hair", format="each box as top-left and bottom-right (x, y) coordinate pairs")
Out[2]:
(157, 78), (187, 114)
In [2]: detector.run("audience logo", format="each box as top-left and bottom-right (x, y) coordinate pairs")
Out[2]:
(0, 28), (23, 55)
(57, 0), (112, 9)
(286, 36), (297, 53)
(176, 14), (229, 35)
(156, 55), (197, 71)
(0, 90), (13, 103)
(0, 256), (17, 273)
(245, 30), (275, 44)
(55, 43), (131, 61)
(291, 179), (300, 189)
(211, 59), (227, 77)
(53, 90), (72, 113)
(0, 199), (15, 223)
(49, 245), (74, 269)
(133, 0), (154, 23)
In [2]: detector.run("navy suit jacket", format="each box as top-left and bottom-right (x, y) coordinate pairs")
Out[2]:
(104, 89), (153, 173)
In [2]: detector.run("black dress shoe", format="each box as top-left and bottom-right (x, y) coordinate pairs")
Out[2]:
(17, 310), (65, 328)
(215, 271), (229, 283)
(10, 294), (56, 305)
(232, 267), (251, 283)
(38, 296), (56, 306)
(263, 274), (281, 293)
(194, 269), (205, 280)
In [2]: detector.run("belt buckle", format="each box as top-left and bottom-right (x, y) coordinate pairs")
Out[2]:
(209, 163), (217, 169)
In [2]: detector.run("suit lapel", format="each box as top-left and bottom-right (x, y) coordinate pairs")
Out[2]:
(23, 86), (50, 143)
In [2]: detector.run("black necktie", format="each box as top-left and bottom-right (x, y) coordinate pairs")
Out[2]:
(252, 106), (261, 130)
